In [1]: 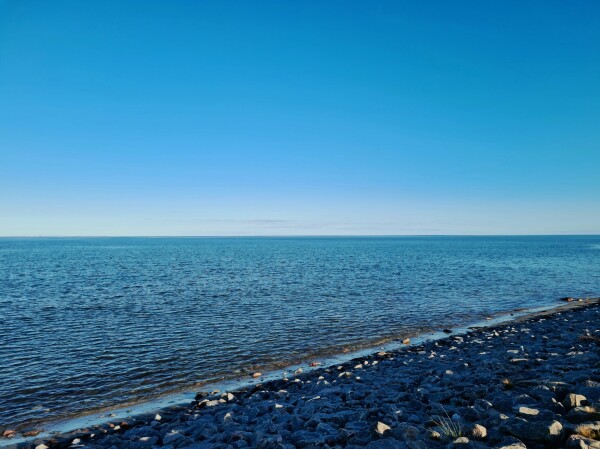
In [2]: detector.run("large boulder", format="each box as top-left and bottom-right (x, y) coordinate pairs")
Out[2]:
(500, 417), (563, 443)
(571, 421), (600, 440)
(567, 406), (600, 423)
(564, 394), (588, 409)
(565, 434), (600, 449)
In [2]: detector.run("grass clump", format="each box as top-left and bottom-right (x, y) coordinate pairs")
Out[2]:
(431, 407), (463, 440)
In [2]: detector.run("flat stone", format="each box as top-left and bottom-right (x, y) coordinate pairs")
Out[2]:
(1, 430), (16, 438)
(22, 430), (42, 437)
(500, 418), (563, 442)
(163, 431), (184, 445)
(517, 406), (539, 416)
(366, 438), (408, 449)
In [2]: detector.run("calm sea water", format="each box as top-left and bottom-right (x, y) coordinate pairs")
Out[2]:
(1, 236), (599, 429)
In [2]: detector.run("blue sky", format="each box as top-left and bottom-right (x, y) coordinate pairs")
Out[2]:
(1, 1), (599, 236)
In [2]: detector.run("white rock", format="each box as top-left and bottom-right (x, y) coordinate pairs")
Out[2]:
(375, 421), (391, 435)
(471, 424), (487, 439)
(518, 406), (539, 416)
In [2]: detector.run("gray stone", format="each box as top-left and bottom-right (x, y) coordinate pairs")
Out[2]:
(516, 406), (539, 416)
(315, 422), (336, 435)
(406, 440), (427, 449)
(137, 436), (158, 446)
(580, 386), (600, 402)
(567, 406), (600, 423)
(163, 431), (184, 445)
(291, 430), (325, 447)
(565, 434), (600, 449)
(470, 424), (487, 440)
(572, 421), (600, 440)
(515, 406), (555, 421)
(500, 418), (563, 442)
(563, 394), (587, 409)
(494, 436), (527, 449)
(366, 438), (408, 449)
(396, 424), (419, 441)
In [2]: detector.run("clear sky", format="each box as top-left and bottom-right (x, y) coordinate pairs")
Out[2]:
(1, 1), (599, 236)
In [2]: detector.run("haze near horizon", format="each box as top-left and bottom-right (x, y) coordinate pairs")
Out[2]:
(1, 1), (599, 236)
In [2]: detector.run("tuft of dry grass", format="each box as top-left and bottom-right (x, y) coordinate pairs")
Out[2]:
(431, 407), (463, 440)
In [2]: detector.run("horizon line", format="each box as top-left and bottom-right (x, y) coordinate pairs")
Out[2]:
(1, 233), (599, 238)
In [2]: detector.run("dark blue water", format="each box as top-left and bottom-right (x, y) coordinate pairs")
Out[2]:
(0, 236), (599, 430)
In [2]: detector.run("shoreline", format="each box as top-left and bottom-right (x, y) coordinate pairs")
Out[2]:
(0, 301), (551, 436)
(3, 296), (599, 449)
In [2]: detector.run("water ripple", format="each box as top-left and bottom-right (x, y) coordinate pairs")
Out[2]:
(0, 236), (599, 429)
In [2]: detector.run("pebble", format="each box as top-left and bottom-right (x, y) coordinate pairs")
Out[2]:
(471, 423), (487, 439)
(375, 421), (391, 435)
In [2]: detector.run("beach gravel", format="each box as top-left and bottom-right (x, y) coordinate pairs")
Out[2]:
(6, 299), (600, 449)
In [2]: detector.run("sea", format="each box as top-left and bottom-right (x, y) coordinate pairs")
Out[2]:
(0, 236), (598, 431)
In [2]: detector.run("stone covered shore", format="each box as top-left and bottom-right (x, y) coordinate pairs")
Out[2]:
(7, 299), (600, 449)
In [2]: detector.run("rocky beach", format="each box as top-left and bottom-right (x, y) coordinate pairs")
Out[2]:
(4, 298), (600, 449)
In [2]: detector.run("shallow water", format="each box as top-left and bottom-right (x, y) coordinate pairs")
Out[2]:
(0, 236), (598, 429)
